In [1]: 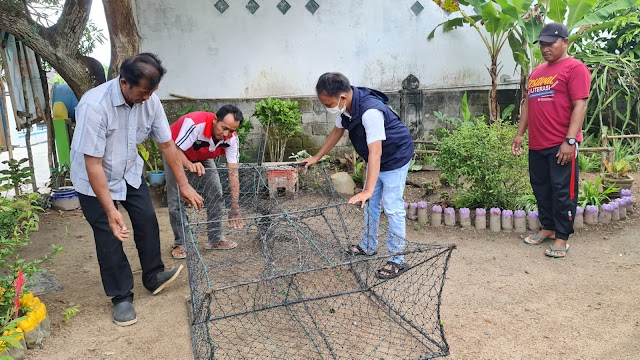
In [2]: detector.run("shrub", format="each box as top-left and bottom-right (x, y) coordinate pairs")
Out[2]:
(254, 98), (302, 162)
(435, 118), (531, 209)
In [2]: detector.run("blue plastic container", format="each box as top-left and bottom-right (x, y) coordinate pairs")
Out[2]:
(148, 171), (165, 186)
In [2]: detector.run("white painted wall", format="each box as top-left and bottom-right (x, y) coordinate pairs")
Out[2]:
(135, 0), (519, 100)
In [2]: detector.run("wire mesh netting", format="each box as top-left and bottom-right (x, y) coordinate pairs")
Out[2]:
(178, 164), (455, 359)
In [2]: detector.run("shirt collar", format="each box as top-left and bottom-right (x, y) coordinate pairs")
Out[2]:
(110, 78), (127, 107)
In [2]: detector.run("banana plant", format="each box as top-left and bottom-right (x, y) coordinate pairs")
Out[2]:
(546, 0), (640, 46)
(428, 0), (538, 121)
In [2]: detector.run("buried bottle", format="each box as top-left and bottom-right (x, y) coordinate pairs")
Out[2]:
(514, 210), (527, 233)
(599, 204), (612, 224)
(527, 210), (540, 231)
(489, 208), (501, 232)
(501, 210), (514, 230)
(573, 206), (584, 229)
(475, 208), (486, 230)
(459, 208), (471, 228)
(431, 205), (443, 227)
(416, 201), (429, 225)
(584, 205), (598, 225)
(444, 207), (456, 226)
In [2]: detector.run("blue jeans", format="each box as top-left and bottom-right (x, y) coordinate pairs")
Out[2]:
(359, 160), (410, 264)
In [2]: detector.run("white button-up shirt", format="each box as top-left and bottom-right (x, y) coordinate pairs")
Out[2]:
(70, 78), (172, 201)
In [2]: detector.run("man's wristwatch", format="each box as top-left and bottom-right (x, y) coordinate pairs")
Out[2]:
(565, 137), (577, 145)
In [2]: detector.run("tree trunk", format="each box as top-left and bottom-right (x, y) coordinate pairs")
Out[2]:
(103, 0), (141, 79)
(489, 56), (499, 122)
(0, 0), (97, 98)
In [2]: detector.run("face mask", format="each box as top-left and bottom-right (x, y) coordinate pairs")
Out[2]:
(326, 97), (346, 115)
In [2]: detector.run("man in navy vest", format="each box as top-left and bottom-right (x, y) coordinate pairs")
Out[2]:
(303, 73), (414, 279)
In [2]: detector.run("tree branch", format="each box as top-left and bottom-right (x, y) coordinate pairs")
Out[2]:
(49, 0), (92, 52)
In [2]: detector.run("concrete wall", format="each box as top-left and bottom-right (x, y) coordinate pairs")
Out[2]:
(136, 0), (520, 99)
(162, 88), (519, 162)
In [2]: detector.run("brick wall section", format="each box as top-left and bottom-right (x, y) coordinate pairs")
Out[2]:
(161, 88), (518, 162)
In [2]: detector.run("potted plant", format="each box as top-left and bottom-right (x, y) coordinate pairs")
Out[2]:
(253, 97), (302, 163)
(603, 159), (633, 198)
(47, 164), (80, 211)
(138, 140), (165, 186)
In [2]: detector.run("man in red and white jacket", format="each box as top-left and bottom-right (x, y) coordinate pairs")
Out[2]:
(165, 105), (245, 259)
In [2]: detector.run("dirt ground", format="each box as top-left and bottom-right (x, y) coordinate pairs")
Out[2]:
(21, 173), (640, 360)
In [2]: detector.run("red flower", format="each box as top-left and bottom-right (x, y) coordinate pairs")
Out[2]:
(13, 268), (25, 317)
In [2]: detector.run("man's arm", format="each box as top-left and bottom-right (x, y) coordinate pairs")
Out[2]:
(226, 163), (244, 229)
(556, 99), (588, 165)
(85, 155), (130, 241)
(158, 141), (204, 209)
(566, 99), (587, 139)
(348, 141), (382, 208)
(511, 97), (529, 156)
(303, 126), (345, 167)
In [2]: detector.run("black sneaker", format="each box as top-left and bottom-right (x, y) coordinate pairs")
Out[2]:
(151, 264), (184, 295)
(113, 301), (137, 326)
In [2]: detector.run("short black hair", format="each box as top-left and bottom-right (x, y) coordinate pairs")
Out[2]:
(119, 53), (167, 90)
(216, 104), (244, 124)
(316, 72), (351, 96)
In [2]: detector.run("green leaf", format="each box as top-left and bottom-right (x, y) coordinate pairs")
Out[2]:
(508, 32), (530, 69)
(480, 2), (501, 33)
(566, 0), (597, 29)
(461, 92), (471, 122)
(547, 0), (568, 23)
(494, 0), (520, 20)
(571, 0), (636, 29)
(428, 18), (463, 40)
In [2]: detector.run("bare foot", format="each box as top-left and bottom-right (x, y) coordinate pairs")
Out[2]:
(171, 245), (186, 259)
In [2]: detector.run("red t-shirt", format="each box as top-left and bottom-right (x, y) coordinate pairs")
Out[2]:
(170, 111), (239, 162)
(527, 57), (591, 150)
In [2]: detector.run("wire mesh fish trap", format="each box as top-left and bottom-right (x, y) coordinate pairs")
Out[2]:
(179, 164), (454, 359)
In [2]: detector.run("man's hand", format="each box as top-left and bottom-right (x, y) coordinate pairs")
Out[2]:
(511, 135), (524, 156)
(300, 156), (319, 169)
(107, 209), (130, 242)
(180, 183), (204, 210)
(186, 161), (205, 176)
(556, 142), (575, 165)
(348, 190), (373, 209)
(228, 207), (245, 229)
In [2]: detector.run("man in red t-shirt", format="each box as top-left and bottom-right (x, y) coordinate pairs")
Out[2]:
(165, 105), (245, 259)
(511, 22), (590, 258)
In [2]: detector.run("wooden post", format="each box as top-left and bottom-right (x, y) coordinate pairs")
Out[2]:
(0, 42), (18, 162)
(0, 76), (14, 159)
(16, 41), (37, 193)
(36, 53), (57, 171)
(600, 126), (609, 173)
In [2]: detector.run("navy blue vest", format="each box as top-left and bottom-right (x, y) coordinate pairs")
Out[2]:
(341, 87), (414, 171)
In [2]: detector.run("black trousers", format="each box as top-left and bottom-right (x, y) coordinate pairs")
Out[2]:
(79, 179), (164, 305)
(529, 145), (579, 241)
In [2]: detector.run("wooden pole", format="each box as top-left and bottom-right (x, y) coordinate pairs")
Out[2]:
(0, 42), (19, 163)
(0, 76), (14, 159)
(16, 41), (37, 193)
(35, 53), (57, 171)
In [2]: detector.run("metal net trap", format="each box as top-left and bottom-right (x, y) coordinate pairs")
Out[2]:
(178, 164), (455, 359)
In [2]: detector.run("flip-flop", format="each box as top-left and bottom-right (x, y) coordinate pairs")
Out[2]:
(344, 244), (377, 257)
(205, 240), (238, 250)
(545, 244), (570, 258)
(524, 233), (555, 245)
(375, 261), (408, 280)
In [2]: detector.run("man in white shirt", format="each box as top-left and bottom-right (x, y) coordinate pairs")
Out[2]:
(70, 53), (203, 326)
